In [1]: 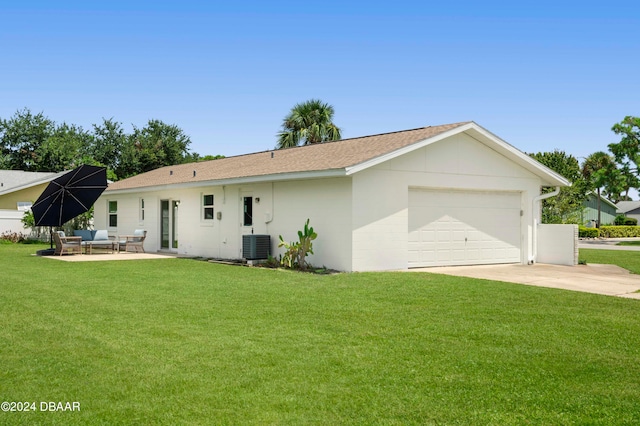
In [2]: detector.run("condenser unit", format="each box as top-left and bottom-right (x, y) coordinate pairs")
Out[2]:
(242, 234), (271, 260)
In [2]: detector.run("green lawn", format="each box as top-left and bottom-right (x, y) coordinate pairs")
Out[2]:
(580, 248), (640, 274)
(2, 244), (640, 425)
(617, 241), (640, 247)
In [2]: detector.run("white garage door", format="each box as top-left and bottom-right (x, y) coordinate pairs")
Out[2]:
(408, 189), (521, 267)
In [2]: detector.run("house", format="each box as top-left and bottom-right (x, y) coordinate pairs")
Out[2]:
(95, 122), (571, 271)
(616, 201), (640, 224)
(581, 192), (618, 226)
(0, 170), (66, 234)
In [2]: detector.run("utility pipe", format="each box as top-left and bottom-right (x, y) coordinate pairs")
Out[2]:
(530, 186), (560, 264)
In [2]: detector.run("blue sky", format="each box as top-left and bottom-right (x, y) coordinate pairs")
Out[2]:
(1, 1), (638, 162)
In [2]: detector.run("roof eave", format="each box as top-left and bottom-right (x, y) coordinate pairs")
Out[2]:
(104, 168), (347, 195)
(0, 171), (68, 196)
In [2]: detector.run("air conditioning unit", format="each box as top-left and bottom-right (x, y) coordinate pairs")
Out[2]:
(242, 234), (271, 260)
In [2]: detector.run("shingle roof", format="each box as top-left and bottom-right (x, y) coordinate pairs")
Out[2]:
(107, 122), (470, 191)
(616, 201), (640, 213)
(0, 170), (67, 196)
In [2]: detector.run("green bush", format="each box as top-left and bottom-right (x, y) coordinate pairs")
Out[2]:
(599, 226), (640, 238)
(613, 215), (638, 226)
(579, 227), (600, 238)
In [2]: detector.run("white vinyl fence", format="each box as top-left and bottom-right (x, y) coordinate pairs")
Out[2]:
(0, 209), (28, 236)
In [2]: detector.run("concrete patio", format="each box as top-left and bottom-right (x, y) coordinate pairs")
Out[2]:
(42, 252), (180, 262)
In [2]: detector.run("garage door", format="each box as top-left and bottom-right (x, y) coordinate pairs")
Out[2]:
(408, 189), (521, 267)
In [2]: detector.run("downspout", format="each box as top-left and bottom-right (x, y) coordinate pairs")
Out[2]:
(530, 186), (560, 264)
(264, 182), (274, 232)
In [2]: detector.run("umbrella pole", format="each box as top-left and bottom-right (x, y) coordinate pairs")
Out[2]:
(50, 226), (53, 250)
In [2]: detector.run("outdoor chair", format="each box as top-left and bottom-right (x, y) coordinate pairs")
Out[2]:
(118, 230), (147, 253)
(53, 231), (82, 256)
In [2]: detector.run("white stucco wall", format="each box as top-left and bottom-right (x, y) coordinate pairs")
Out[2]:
(270, 178), (353, 271)
(351, 132), (542, 271)
(536, 224), (578, 266)
(95, 177), (353, 270)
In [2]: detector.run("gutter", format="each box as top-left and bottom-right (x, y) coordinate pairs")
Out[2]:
(104, 169), (347, 195)
(530, 186), (560, 264)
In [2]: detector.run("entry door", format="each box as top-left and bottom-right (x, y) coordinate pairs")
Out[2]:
(161, 200), (170, 249)
(240, 193), (253, 255)
(408, 189), (521, 267)
(160, 199), (180, 250)
(171, 200), (179, 249)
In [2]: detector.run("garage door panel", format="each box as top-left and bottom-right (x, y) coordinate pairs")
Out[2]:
(408, 189), (521, 267)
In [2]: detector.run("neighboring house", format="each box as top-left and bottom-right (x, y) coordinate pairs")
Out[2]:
(95, 122), (570, 272)
(581, 192), (618, 226)
(0, 170), (65, 234)
(616, 201), (640, 224)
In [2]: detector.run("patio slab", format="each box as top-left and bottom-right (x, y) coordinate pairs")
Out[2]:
(42, 252), (178, 262)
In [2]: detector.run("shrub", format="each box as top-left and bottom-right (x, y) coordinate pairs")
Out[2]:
(599, 226), (640, 238)
(614, 215), (626, 226)
(579, 227), (600, 238)
(613, 215), (638, 226)
(278, 219), (317, 271)
(0, 231), (27, 243)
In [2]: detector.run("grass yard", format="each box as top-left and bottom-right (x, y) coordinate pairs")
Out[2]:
(2, 244), (640, 425)
(580, 248), (640, 274)
(617, 241), (640, 247)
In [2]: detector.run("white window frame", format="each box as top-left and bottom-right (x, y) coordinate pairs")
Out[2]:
(139, 198), (145, 224)
(17, 201), (32, 211)
(108, 200), (118, 228)
(202, 193), (214, 224)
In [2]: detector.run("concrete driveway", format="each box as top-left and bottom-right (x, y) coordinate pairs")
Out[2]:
(413, 263), (640, 299)
(579, 237), (640, 251)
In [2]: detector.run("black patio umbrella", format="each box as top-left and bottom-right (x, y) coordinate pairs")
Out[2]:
(32, 165), (108, 249)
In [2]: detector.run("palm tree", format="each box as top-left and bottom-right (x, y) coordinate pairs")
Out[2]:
(276, 99), (342, 149)
(582, 152), (617, 228)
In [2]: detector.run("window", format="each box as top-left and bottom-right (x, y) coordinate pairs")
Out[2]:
(17, 201), (32, 211)
(139, 198), (145, 222)
(243, 196), (252, 226)
(108, 201), (118, 227)
(203, 194), (214, 220)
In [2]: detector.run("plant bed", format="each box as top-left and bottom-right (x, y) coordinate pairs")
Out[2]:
(206, 258), (247, 266)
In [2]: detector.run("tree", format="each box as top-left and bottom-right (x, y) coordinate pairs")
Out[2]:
(609, 116), (640, 172)
(614, 164), (639, 202)
(608, 116), (640, 199)
(37, 123), (93, 172)
(116, 119), (193, 179)
(276, 99), (341, 149)
(91, 118), (127, 173)
(528, 150), (588, 224)
(0, 110), (210, 180)
(184, 153), (225, 162)
(582, 152), (620, 227)
(0, 108), (55, 171)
